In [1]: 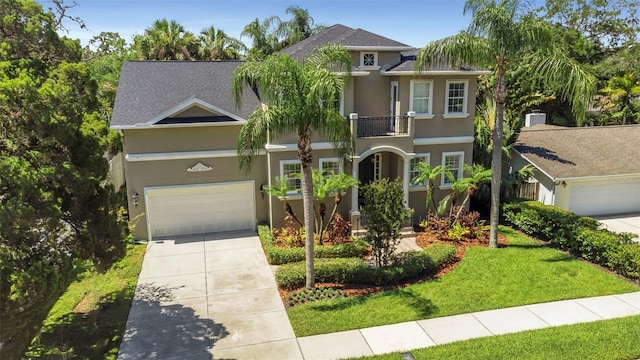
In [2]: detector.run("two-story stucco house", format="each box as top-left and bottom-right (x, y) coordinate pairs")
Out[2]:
(111, 24), (490, 240)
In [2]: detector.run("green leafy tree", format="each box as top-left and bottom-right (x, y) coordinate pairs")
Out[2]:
(134, 18), (197, 60)
(599, 72), (640, 125)
(417, 0), (595, 247)
(0, 0), (126, 357)
(539, 0), (640, 51)
(361, 179), (413, 267)
(197, 25), (246, 60)
(232, 44), (354, 288)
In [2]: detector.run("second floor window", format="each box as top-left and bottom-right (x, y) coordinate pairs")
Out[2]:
(410, 80), (433, 115)
(446, 80), (468, 114)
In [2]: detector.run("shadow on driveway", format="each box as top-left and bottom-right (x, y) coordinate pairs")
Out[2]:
(118, 284), (228, 360)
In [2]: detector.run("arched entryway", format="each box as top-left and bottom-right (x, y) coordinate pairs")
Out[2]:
(349, 146), (413, 225)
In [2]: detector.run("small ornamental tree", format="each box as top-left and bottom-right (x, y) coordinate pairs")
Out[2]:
(361, 179), (413, 267)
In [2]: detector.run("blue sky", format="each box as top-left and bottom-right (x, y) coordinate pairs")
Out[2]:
(36, 0), (485, 48)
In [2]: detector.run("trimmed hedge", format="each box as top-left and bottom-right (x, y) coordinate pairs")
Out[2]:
(258, 225), (369, 265)
(275, 243), (456, 289)
(503, 201), (640, 280)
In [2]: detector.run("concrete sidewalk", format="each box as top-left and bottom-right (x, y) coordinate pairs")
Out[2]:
(297, 291), (640, 360)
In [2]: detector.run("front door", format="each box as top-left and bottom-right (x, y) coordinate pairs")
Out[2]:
(389, 81), (398, 131)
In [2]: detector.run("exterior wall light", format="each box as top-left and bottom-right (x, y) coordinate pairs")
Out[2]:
(132, 192), (140, 208)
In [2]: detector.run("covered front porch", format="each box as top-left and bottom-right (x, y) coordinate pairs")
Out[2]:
(349, 146), (415, 232)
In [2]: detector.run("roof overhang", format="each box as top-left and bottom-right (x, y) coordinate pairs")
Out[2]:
(344, 46), (415, 51)
(381, 69), (493, 76)
(112, 120), (246, 130)
(512, 148), (640, 182)
(111, 97), (247, 130)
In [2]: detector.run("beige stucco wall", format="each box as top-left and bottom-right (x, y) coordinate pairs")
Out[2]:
(122, 125), (269, 240)
(266, 148), (352, 228)
(123, 125), (244, 154)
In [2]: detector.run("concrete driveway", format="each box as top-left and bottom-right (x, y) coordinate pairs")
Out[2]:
(117, 231), (302, 360)
(594, 213), (640, 241)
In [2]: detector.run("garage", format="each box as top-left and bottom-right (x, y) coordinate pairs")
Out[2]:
(145, 181), (255, 239)
(569, 177), (640, 216)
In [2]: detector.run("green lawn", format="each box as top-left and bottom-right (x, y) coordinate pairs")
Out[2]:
(25, 243), (146, 359)
(288, 227), (638, 336)
(352, 315), (640, 360)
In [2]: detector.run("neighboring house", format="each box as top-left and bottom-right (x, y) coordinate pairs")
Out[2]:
(111, 24), (489, 241)
(511, 115), (640, 216)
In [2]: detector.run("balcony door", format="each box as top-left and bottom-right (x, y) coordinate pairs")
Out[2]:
(389, 81), (398, 131)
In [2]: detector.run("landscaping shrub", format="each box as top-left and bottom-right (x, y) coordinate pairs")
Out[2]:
(361, 179), (413, 266)
(258, 225), (368, 265)
(503, 201), (640, 280)
(287, 287), (347, 307)
(275, 244), (456, 289)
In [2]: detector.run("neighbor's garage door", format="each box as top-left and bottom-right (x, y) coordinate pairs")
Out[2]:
(569, 177), (640, 216)
(146, 182), (255, 239)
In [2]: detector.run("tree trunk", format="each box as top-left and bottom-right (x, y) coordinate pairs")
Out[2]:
(489, 65), (506, 248)
(298, 134), (315, 288)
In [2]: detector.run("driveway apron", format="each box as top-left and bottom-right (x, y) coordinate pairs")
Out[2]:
(117, 231), (302, 360)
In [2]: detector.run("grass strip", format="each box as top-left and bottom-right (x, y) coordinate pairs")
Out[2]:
(351, 315), (640, 360)
(25, 243), (146, 359)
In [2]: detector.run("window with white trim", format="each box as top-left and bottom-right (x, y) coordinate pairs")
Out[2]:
(319, 158), (341, 178)
(280, 160), (301, 193)
(445, 80), (468, 114)
(360, 52), (377, 67)
(410, 80), (433, 116)
(441, 152), (464, 187)
(410, 153), (431, 187)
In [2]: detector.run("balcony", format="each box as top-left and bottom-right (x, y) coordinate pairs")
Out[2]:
(350, 113), (415, 138)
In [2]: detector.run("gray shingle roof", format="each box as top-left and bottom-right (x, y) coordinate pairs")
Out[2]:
(111, 61), (261, 127)
(514, 124), (640, 179)
(283, 24), (412, 59)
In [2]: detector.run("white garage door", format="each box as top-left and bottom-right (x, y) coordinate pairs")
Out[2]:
(569, 177), (640, 216)
(145, 182), (255, 239)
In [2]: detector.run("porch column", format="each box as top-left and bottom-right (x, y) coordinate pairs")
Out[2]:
(407, 111), (416, 136)
(351, 158), (359, 212)
(349, 113), (358, 139)
(403, 157), (410, 209)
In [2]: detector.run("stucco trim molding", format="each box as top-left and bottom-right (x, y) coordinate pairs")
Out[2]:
(126, 149), (264, 162)
(265, 142), (335, 152)
(186, 162), (213, 172)
(413, 136), (474, 146)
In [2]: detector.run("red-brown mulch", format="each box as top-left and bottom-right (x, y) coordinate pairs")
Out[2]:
(278, 231), (509, 303)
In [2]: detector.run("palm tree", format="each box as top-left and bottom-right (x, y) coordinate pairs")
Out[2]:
(277, 5), (322, 48)
(411, 163), (443, 215)
(453, 164), (492, 223)
(241, 17), (281, 60)
(263, 176), (303, 226)
(599, 72), (640, 125)
(134, 19), (197, 60)
(198, 26), (246, 60)
(311, 170), (358, 243)
(232, 44), (354, 288)
(417, 0), (595, 247)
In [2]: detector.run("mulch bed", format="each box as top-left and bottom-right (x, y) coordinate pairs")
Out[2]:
(278, 231), (509, 303)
